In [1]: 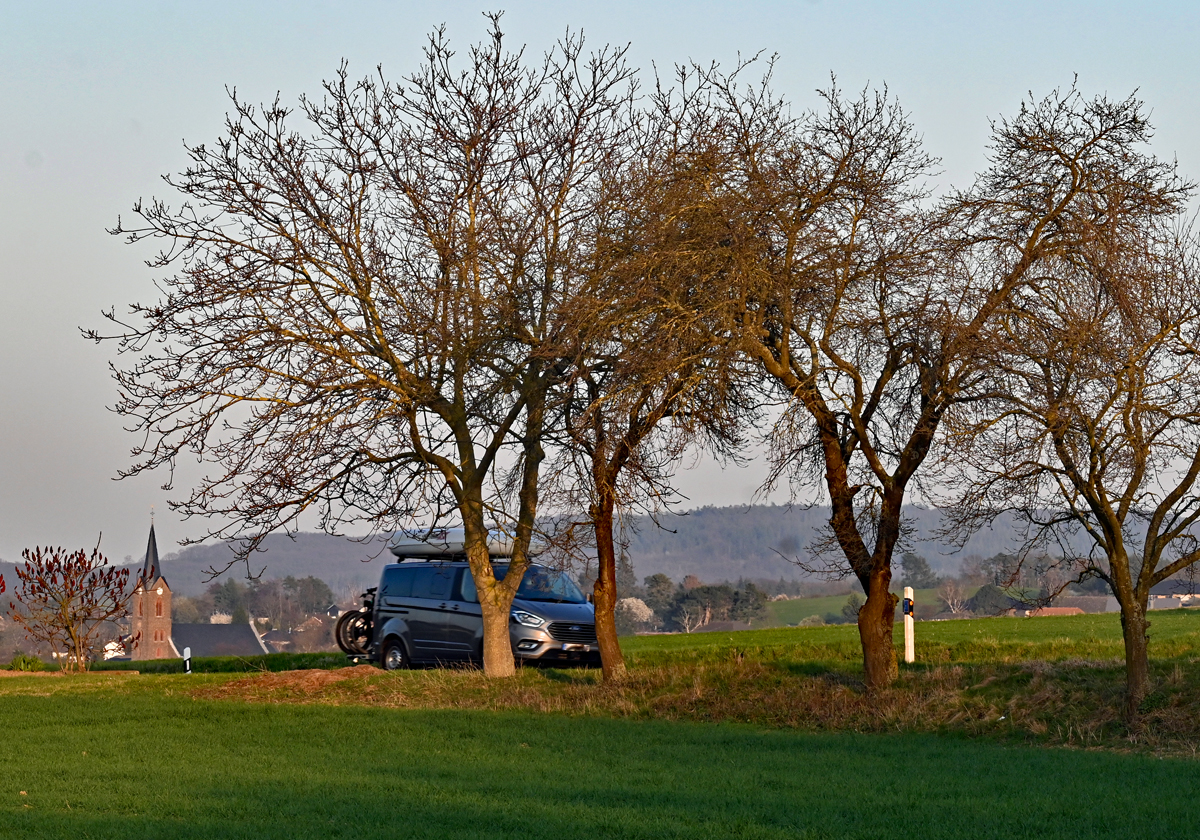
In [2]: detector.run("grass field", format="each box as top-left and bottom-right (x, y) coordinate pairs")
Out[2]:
(4, 611), (1200, 838)
(628, 606), (1200, 668)
(764, 587), (971, 627)
(2, 683), (1200, 839)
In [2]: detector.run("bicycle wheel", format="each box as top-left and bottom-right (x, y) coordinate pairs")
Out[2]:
(335, 609), (371, 655)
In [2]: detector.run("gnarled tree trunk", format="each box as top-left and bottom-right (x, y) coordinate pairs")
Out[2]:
(1118, 597), (1152, 723)
(590, 489), (628, 683)
(858, 562), (900, 689)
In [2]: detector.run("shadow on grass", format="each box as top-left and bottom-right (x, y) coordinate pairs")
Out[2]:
(536, 667), (602, 685)
(777, 660), (857, 681)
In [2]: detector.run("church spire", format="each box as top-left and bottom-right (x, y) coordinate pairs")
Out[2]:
(142, 522), (160, 584)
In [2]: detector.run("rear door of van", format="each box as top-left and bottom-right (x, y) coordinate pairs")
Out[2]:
(376, 564), (416, 655)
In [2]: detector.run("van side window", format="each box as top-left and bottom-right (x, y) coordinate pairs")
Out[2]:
(429, 565), (453, 600)
(457, 568), (478, 603)
(381, 566), (414, 598)
(411, 565), (454, 600)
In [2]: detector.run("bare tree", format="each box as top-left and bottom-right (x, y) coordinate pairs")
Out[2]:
(545, 76), (748, 682)
(936, 578), (968, 615)
(675, 601), (704, 634)
(713, 80), (1161, 689)
(3, 546), (133, 671)
(945, 100), (1197, 718)
(94, 18), (636, 677)
(703, 78), (938, 688)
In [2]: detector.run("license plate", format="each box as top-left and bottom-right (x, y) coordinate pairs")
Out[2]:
(561, 643), (588, 651)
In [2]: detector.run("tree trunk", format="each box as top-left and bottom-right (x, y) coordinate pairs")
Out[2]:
(1119, 600), (1152, 723)
(857, 563), (899, 690)
(479, 590), (516, 677)
(591, 492), (628, 683)
(462, 503), (517, 678)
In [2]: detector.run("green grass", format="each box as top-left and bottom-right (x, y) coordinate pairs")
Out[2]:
(2, 683), (1199, 839)
(766, 592), (862, 625)
(2, 611), (1199, 837)
(765, 587), (964, 627)
(628, 608), (1200, 669)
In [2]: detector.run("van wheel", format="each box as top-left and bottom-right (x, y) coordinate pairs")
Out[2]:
(382, 639), (408, 671)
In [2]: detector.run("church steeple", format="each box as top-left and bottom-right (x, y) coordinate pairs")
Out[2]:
(130, 521), (173, 661)
(141, 523), (160, 584)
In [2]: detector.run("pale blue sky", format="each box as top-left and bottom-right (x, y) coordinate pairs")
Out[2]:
(1, 1), (1197, 560)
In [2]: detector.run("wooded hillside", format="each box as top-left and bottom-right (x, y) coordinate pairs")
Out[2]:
(622, 505), (1038, 582)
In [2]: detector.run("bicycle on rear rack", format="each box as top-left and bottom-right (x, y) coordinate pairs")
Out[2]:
(335, 587), (375, 659)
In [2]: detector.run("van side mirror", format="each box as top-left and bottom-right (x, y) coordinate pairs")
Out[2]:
(586, 592), (593, 604)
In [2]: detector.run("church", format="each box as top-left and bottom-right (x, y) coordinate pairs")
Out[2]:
(126, 524), (270, 660)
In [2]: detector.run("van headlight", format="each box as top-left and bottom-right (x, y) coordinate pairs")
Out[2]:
(510, 610), (545, 628)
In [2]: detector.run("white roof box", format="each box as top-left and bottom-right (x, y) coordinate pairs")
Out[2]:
(389, 527), (520, 559)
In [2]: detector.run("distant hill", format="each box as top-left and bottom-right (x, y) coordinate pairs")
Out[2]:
(0, 535), (392, 600)
(622, 504), (1033, 582)
(155, 533), (392, 597)
(0, 505), (1136, 597)
(136, 506), (1004, 593)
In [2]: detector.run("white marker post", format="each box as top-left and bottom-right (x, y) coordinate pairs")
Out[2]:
(183, 646), (192, 675)
(902, 587), (915, 664)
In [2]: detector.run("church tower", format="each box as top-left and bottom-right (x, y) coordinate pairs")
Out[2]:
(129, 524), (173, 660)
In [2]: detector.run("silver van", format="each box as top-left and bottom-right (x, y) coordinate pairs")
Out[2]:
(372, 560), (600, 669)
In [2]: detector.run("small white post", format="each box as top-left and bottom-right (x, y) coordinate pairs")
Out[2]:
(903, 586), (915, 664)
(183, 646), (192, 674)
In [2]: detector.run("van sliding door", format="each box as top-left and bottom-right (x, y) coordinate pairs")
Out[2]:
(443, 567), (483, 659)
(407, 564), (457, 658)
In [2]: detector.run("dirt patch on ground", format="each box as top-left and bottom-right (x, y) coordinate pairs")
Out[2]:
(196, 665), (380, 703)
(244, 664), (378, 690)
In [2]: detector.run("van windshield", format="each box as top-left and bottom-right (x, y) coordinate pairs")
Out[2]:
(494, 564), (588, 604)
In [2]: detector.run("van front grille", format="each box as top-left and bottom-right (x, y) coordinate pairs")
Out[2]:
(547, 622), (597, 643)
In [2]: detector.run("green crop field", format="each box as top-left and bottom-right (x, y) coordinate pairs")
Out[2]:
(628, 607), (1200, 667)
(4, 611), (1200, 838)
(764, 587), (972, 627)
(2, 680), (1199, 839)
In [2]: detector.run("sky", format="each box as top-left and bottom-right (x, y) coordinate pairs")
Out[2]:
(1, 1), (1197, 562)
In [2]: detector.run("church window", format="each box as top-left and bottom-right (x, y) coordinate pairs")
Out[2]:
(156, 598), (163, 617)
(138, 600), (143, 616)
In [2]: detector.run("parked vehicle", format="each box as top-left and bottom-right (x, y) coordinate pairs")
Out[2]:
(337, 529), (599, 669)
